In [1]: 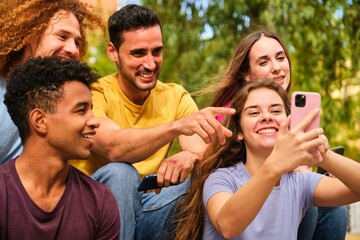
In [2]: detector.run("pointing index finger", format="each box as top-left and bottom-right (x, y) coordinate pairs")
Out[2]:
(206, 107), (236, 117)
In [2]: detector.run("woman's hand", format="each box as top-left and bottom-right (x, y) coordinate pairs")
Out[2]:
(267, 109), (326, 174)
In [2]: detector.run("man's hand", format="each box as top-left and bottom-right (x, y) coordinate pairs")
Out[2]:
(173, 107), (235, 145)
(154, 151), (199, 194)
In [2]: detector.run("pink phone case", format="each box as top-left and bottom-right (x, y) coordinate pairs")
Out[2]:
(290, 91), (321, 132)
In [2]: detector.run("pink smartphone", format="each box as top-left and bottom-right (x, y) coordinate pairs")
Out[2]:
(290, 91), (321, 132)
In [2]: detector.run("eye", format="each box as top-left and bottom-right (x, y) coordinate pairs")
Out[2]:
(58, 34), (67, 40)
(259, 60), (268, 66)
(152, 48), (163, 56)
(249, 111), (260, 116)
(277, 56), (286, 61)
(271, 108), (284, 114)
(76, 108), (86, 114)
(131, 50), (146, 58)
(74, 39), (80, 48)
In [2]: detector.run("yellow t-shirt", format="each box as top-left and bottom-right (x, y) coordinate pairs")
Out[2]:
(70, 73), (198, 177)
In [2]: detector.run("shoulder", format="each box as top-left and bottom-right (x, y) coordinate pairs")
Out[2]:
(154, 81), (188, 93)
(153, 81), (196, 108)
(0, 159), (14, 176)
(91, 73), (117, 90)
(68, 167), (120, 237)
(203, 163), (245, 202)
(69, 167), (118, 210)
(0, 76), (6, 90)
(70, 166), (115, 197)
(206, 162), (246, 185)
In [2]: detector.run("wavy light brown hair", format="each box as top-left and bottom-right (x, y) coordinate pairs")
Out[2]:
(175, 79), (290, 240)
(211, 29), (292, 108)
(0, 0), (105, 78)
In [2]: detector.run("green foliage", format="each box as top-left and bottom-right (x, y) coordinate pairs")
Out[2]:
(87, 0), (360, 159)
(84, 32), (116, 76)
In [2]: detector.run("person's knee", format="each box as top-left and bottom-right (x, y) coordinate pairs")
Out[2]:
(318, 206), (348, 219)
(91, 162), (140, 185)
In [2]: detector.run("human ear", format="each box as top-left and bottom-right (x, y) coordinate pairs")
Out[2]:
(244, 73), (251, 82)
(106, 42), (119, 62)
(29, 109), (48, 134)
(22, 35), (40, 60)
(237, 133), (244, 140)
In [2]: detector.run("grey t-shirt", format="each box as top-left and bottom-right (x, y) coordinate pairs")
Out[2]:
(203, 162), (323, 240)
(0, 77), (22, 163)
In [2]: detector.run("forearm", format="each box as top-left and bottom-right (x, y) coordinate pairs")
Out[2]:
(92, 106), (234, 164)
(319, 150), (360, 195)
(93, 122), (182, 163)
(178, 134), (207, 159)
(215, 164), (281, 238)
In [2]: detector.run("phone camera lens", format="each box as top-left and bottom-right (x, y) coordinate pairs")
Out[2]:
(295, 94), (306, 107)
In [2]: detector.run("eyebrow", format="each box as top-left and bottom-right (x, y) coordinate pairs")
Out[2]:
(129, 45), (163, 54)
(244, 103), (284, 111)
(129, 48), (145, 54)
(73, 101), (90, 109)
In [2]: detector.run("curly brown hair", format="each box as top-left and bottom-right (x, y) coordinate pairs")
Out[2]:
(4, 56), (99, 143)
(0, 0), (105, 78)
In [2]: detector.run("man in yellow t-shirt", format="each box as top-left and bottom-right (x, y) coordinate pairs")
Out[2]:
(70, 4), (234, 240)
(72, 73), (202, 177)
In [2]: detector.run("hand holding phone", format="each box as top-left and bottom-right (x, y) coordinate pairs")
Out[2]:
(290, 91), (321, 132)
(137, 174), (179, 192)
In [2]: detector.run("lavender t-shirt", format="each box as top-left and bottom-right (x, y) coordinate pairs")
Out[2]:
(203, 162), (323, 240)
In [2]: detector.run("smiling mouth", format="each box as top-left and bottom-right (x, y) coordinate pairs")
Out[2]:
(140, 72), (154, 78)
(257, 128), (277, 134)
(83, 134), (94, 139)
(273, 75), (285, 81)
(136, 69), (155, 79)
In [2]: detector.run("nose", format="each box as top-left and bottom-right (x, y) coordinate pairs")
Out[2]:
(271, 60), (281, 73)
(261, 112), (273, 122)
(88, 115), (100, 130)
(64, 39), (80, 59)
(143, 55), (156, 71)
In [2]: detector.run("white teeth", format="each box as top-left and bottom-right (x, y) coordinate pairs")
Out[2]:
(258, 129), (276, 134)
(83, 135), (93, 139)
(141, 72), (154, 78)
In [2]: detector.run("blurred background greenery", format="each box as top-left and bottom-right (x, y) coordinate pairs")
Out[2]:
(85, 0), (360, 161)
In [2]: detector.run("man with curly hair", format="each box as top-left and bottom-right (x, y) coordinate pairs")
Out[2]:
(1, 56), (120, 238)
(0, 0), (104, 163)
